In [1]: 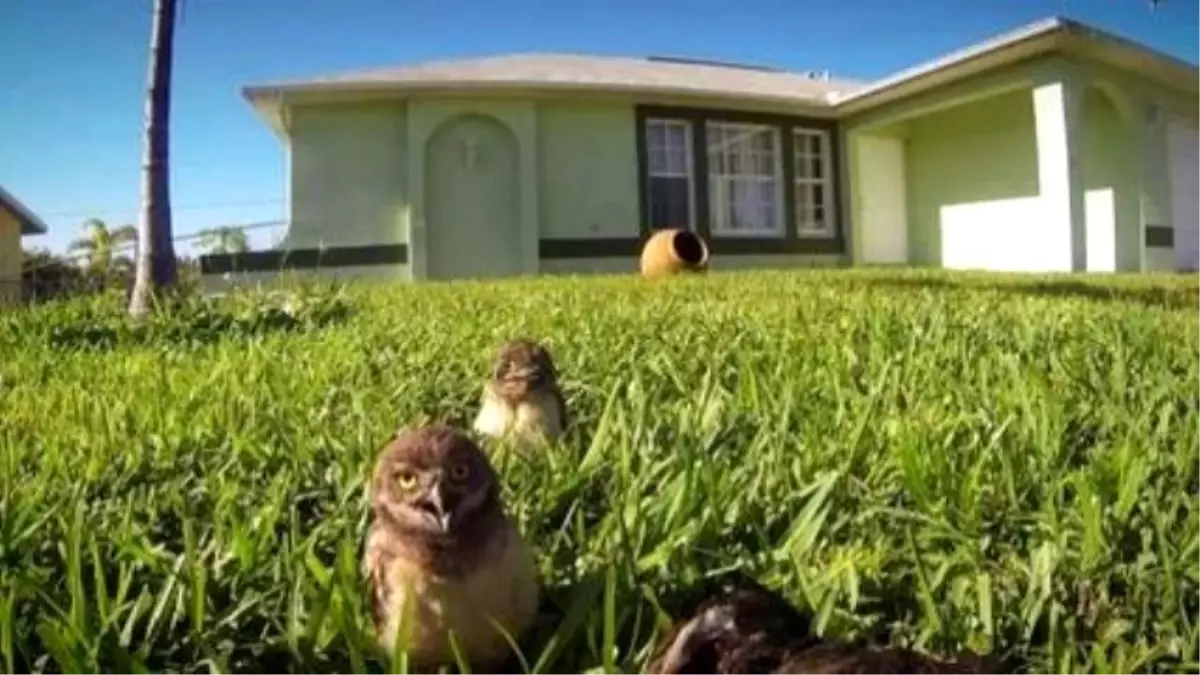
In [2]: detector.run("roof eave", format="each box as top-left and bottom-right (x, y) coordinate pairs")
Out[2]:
(833, 17), (1066, 114)
(1062, 22), (1200, 98)
(242, 79), (840, 123)
(834, 16), (1199, 114)
(18, 218), (46, 236)
(0, 185), (48, 236)
(242, 87), (291, 139)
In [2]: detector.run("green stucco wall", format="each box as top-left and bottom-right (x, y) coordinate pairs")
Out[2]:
(843, 60), (1043, 267)
(1137, 112), (1172, 243)
(1069, 57), (1199, 271)
(845, 53), (1192, 272)
(876, 85), (1143, 270)
(537, 102), (640, 240)
(0, 208), (21, 305)
(284, 97), (645, 281)
(845, 61), (1040, 132)
(287, 101), (410, 277)
(539, 254), (843, 276)
(199, 264), (404, 295)
(272, 94), (842, 285)
(902, 89), (1039, 265)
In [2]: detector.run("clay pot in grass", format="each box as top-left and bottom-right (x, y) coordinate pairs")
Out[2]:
(640, 228), (711, 279)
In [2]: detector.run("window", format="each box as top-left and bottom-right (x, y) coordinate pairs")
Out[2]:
(645, 118), (695, 230)
(637, 107), (840, 248)
(793, 129), (835, 237)
(706, 121), (784, 237)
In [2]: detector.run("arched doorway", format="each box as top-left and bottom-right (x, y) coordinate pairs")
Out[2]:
(424, 114), (522, 280)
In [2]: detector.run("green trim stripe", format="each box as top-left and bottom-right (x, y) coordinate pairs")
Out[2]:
(200, 243), (409, 274)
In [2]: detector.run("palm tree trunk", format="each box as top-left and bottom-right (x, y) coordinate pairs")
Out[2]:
(129, 0), (179, 317)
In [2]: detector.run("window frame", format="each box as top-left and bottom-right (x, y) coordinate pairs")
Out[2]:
(706, 120), (787, 239)
(643, 117), (698, 232)
(636, 104), (843, 255)
(791, 128), (837, 238)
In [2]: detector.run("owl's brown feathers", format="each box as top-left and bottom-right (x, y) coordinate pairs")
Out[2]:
(473, 338), (569, 448)
(363, 424), (539, 671)
(645, 576), (989, 674)
(490, 338), (559, 390)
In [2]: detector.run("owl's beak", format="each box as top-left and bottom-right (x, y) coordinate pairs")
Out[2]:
(518, 364), (550, 384)
(424, 484), (453, 533)
(499, 367), (543, 397)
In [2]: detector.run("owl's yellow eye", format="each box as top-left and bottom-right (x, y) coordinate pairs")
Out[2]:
(448, 463), (470, 482)
(395, 470), (418, 490)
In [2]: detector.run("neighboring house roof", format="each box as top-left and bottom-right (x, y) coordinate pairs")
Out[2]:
(0, 184), (48, 236)
(243, 15), (1198, 127)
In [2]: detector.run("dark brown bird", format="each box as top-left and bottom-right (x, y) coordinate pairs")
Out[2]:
(362, 424), (540, 672)
(472, 338), (569, 450)
(645, 575), (989, 674)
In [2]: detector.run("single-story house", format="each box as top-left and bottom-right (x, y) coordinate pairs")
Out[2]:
(202, 15), (1199, 285)
(0, 184), (49, 304)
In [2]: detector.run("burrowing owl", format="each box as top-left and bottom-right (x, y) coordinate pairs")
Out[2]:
(645, 574), (989, 674)
(362, 424), (540, 671)
(472, 338), (569, 449)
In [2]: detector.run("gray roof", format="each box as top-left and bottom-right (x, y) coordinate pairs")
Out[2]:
(244, 52), (866, 106)
(242, 16), (1197, 119)
(0, 184), (47, 236)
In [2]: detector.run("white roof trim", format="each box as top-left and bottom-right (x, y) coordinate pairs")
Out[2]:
(247, 78), (840, 106)
(831, 17), (1067, 105)
(833, 16), (1198, 108)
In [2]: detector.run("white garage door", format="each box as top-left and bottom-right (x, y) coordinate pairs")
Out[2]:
(1168, 120), (1199, 272)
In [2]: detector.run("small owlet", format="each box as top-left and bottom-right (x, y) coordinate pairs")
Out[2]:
(645, 574), (989, 674)
(362, 424), (540, 672)
(472, 338), (569, 450)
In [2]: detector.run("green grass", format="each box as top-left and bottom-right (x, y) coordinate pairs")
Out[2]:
(0, 267), (1197, 674)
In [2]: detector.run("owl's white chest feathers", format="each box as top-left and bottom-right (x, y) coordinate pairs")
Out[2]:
(373, 522), (540, 670)
(472, 386), (565, 447)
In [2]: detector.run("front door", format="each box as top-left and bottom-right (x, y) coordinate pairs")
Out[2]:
(425, 114), (522, 280)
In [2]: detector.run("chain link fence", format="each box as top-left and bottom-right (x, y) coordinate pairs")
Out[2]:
(7, 220), (288, 307)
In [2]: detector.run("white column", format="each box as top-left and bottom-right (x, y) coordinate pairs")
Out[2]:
(1033, 78), (1086, 272)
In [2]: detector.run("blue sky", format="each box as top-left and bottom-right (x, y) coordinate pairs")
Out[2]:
(2, 0), (1197, 256)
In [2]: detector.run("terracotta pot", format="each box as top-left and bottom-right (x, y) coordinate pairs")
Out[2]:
(639, 229), (711, 279)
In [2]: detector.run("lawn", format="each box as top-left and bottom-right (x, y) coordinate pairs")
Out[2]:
(0, 268), (1197, 674)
